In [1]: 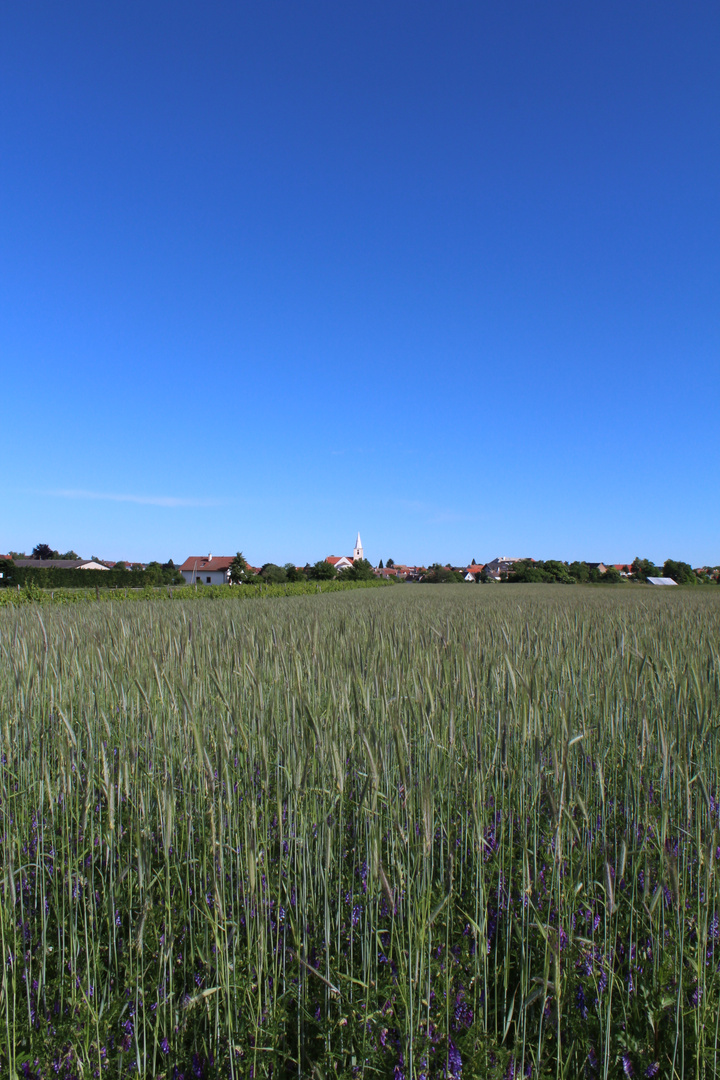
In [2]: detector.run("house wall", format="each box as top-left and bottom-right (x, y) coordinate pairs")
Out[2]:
(181, 569), (229, 585)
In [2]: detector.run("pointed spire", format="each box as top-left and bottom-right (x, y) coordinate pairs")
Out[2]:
(353, 532), (363, 561)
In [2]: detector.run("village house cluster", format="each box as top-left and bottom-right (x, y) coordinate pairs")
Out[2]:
(2, 538), (717, 587)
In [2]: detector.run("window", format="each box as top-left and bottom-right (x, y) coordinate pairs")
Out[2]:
(206, 576), (211, 583)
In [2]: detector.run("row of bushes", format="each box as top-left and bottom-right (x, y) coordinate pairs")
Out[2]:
(0, 563), (184, 589)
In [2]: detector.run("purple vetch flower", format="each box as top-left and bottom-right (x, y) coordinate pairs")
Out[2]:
(645, 1064), (660, 1077)
(446, 1039), (462, 1077)
(622, 1053), (633, 1076)
(453, 990), (473, 1030)
(161, 1038), (170, 1054)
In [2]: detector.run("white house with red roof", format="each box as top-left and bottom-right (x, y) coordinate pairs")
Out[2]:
(179, 554), (234, 585)
(326, 555), (354, 573)
(463, 563), (485, 582)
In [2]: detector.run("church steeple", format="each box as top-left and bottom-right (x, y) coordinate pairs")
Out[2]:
(353, 532), (363, 561)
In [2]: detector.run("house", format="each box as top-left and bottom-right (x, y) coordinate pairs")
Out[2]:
(11, 558), (109, 570)
(396, 565), (422, 581)
(586, 563), (608, 575)
(612, 564), (633, 577)
(326, 555), (355, 573)
(647, 577), (677, 586)
(483, 557), (520, 581)
(463, 564), (485, 582)
(179, 554), (234, 585)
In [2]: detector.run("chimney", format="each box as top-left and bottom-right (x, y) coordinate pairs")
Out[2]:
(208, 553), (212, 561)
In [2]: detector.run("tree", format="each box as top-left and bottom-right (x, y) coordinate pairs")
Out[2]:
(423, 564), (463, 584)
(340, 558), (375, 581)
(386, 558), (395, 568)
(32, 544), (58, 560)
(599, 566), (622, 584)
(285, 563), (306, 582)
(230, 552), (254, 584)
(309, 559), (337, 581)
(59, 550), (79, 560)
(631, 557), (660, 582)
(662, 559), (695, 585)
(260, 563), (287, 584)
(378, 559), (384, 569)
(115, 561), (127, 570)
(8, 551), (26, 559)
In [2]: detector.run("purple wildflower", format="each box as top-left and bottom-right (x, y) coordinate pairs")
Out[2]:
(446, 1039), (462, 1077)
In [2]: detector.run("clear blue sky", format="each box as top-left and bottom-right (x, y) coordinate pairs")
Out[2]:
(2, 3), (718, 567)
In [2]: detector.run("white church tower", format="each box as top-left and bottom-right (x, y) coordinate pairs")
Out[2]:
(353, 532), (363, 561)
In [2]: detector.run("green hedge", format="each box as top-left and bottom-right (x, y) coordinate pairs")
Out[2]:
(0, 566), (182, 589)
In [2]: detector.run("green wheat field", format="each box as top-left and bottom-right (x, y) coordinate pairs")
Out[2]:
(2, 585), (720, 1079)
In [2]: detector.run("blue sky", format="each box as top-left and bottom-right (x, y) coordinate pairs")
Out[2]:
(2, 2), (718, 567)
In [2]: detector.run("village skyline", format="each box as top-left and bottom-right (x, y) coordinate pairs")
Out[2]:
(2, 540), (716, 587)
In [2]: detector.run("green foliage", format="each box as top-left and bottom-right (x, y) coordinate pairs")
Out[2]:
(339, 557), (375, 581)
(284, 563), (306, 582)
(1, 563), (182, 589)
(31, 543), (57, 559)
(663, 558), (696, 585)
(508, 559), (576, 584)
(632, 556), (661, 581)
(309, 558), (337, 580)
(259, 562), (287, 584)
(229, 551), (254, 584)
(509, 561), (622, 585)
(423, 563), (464, 583)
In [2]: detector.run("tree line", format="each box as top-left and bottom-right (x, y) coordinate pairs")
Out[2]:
(228, 553), (376, 585)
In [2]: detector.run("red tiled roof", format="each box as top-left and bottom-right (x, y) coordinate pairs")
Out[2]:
(326, 556), (353, 566)
(179, 556), (234, 572)
(466, 565), (485, 573)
